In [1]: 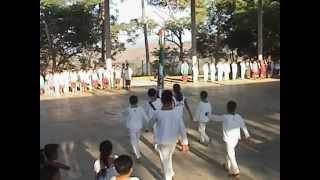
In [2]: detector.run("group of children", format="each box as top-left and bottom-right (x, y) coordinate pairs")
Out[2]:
(40, 83), (254, 180)
(40, 142), (140, 180)
(122, 83), (254, 180)
(40, 63), (133, 96)
(180, 58), (280, 83)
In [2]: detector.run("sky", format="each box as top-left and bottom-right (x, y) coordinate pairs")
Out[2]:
(116, 0), (192, 48)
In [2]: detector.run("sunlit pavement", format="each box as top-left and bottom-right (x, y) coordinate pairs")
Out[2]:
(40, 79), (280, 180)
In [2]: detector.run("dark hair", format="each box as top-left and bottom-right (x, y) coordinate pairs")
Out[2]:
(161, 90), (173, 104)
(227, 101), (237, 114)
(129, 95), (138, 105)
(114, 155), (133, 175)
(147, 88), (157, 97)
(200, 91), (208, 99)
(44, 144), (59, 160)
(99, 140), (113, 168)
(173, 84), (181, 94)
(99, 140), (113, 156)
(173, 84), (183, 102)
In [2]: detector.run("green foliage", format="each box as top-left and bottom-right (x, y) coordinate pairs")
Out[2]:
(197, 0), (280, 60)
(40, 0), (126, 70)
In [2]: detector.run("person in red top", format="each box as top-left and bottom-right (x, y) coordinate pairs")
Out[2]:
(259, 60), (267, 79)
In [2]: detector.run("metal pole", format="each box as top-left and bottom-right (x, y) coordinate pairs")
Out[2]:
(258, 0), (263, 61)
(191, 0), (197, 82)
(105, 0), (111, 63)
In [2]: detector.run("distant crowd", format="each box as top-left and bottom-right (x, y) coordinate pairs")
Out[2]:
(40, 63), (133, 96)
(180, 58), (280, 83)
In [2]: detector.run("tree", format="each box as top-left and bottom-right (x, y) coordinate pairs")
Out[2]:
(40, 0), (126, 71)
(196, 0), (279, 60)
(163, 17), (190, 61)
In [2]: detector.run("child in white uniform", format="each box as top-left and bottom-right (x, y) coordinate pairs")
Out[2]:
(240, 61), (246, 80)
(122, 96), (149, 160)
(216, 61), (223, 81)
(231, 61), (238, 80)
(172, 84), (192, 152)
(143, 88), (162, 136)
(149, 90), (188, 180)
(202, 62), (209, 82)
(193, 91), (212, 145)
(94, 140), (118, 180)
(210, 62), (216, 82)
(224, 61), (231, 80)
(209, 101), (253, 179)
(110, 155), (140, 180)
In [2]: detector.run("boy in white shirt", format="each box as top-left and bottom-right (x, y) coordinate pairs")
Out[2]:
(231, 61), (238, 80)
(210, 61), (216, 82)
(149, 90), (188, 180)
(202, 62), (209, 82)
(193, 91), (212, 145)
(216, 61), (223, 81)
(123, 95), (149, 160)
(209, 101), (254, 178)
(143, 88), (162, 135)
(110, 155), (140, 180)
(240, 61), (246, 80)
(224, 61), (231, 81)
(114, 65), (122, 90)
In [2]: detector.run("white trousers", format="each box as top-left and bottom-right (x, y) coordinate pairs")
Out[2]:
(129, 130), (141, 159)
(198, 123), (210, 143)
(232, 70), (237, 80)
(241, 69), (245, 80)
(204, 72), (209, 82)
(224, 72), (229, 80)
(156, 144), (176, 180)
(210, 71), (215, 82)
(217, 71), (223, 81)
(108, 76), (114, 88)
(225, 140), (240, 174)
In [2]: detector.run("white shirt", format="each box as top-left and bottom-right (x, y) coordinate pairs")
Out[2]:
(210, 113), (250, 143)
(92, 72), (99, 81)
(98, 68), (105, 80)
(203, 63), (209, 73)
(251, 62), (258, 72)
(124, 68), (133, 80)
(216, 63), (223, 72)
(231, 63), (238, 71)
(173, 95), (186, 116)
(180, 62), (189, 75)
(224, 63), (230, 73)
(123, 106), (149, 131)
(144, 98), (162, 119)
(150, 108), (188, 145)
(240, 62), (246, 71)
(210, 63), (216, 73)
(115, 68), (122, 79)
(194, 101), (212, 123)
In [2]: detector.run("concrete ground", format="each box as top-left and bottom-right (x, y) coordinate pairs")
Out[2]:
(40, 78), (280, 180)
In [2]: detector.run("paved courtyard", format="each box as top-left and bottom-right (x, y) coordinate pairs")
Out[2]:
(40, 79), (280, 180)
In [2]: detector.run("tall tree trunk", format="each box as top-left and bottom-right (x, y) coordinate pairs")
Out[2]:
(258, 0), (263, 61)
(101, 1), (105, 63)
(105, 0), (111, 62)
(141, 0), (150, 75)
(179, 42), (184, 62)
(191, 0), (198, 82)
(43, 19), (56, 72)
